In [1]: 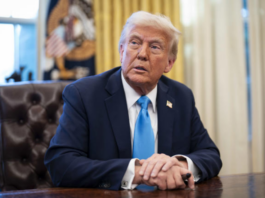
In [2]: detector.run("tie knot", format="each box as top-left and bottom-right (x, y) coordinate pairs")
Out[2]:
(137, 96), (150, 110)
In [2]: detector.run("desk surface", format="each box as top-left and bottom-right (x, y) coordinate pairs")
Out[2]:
(0, 173), (264, 198)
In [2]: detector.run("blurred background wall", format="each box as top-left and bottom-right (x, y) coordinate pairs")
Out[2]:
(0, 0), (264, 176)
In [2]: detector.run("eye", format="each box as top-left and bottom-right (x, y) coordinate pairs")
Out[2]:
(131, 41), (138, 45)
(151, 44), (161, 51)
(129, 40), (140, 49)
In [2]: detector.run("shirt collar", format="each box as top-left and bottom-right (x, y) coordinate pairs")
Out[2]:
(121, 72), (157, 112)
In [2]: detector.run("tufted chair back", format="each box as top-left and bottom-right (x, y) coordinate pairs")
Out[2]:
(0, 81), (71, 191)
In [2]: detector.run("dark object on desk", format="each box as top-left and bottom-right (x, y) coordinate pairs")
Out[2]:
(182, 173), (191, 181)
(182, 173), (191, 185)
(5, 66), (25, 82)
(0, 173), (264, 198)
(28, 72), (33, 81)
(0, 81), (71, 191)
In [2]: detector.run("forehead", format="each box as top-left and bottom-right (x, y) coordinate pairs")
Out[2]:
(127, 25), (169, 44)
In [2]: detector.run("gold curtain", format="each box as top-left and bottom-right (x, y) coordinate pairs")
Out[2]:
(94, 0), (184, 83)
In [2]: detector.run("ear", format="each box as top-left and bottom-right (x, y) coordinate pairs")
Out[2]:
(119, 44), (124, 63)
(164, 58), (175, 73)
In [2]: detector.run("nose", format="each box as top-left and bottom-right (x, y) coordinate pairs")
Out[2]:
(137, 44), (148, 61)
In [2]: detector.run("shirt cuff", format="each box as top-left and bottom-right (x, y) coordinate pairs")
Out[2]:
(121, 159), (139, 190)
(174, 155), (201, 182)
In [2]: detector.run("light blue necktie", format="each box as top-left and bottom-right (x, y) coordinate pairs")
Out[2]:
(132, 96), (155, 159)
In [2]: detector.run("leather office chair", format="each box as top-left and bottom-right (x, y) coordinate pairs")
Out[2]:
(0, 81), (71, 191)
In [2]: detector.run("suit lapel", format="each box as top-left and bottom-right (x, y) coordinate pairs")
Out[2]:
(105, 69), (132, 158)
(157, 80), (175, 155)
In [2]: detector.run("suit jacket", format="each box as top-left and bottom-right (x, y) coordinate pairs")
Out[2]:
(44, 67), (222, 190)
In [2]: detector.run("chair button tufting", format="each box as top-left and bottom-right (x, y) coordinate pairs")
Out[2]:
(19, 119), (24, 124)
(22, 158), (27, 162)
(32, 100), (37, 104)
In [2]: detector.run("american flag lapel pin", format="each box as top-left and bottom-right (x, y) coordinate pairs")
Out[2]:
(166, 100), (172, 108)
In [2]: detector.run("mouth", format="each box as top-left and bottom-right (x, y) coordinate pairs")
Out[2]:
(134, 66), (147, 72)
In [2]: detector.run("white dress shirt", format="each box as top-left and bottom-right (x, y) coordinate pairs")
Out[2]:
(120, 72), (200, 189)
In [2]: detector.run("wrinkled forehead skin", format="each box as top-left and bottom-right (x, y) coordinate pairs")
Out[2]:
(122, 24), (174, 59)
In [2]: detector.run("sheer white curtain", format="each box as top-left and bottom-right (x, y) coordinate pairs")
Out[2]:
(37, 0), (50, 80)
(248, 0), (265, 173)
(180, 0), (249, 175)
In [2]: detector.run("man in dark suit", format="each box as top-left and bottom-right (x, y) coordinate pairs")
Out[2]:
(44, 11), (222, 191)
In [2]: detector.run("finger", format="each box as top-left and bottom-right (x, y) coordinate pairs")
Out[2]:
(156, 177), (167, 190)
(161, 157), (177, 171)
(139, 154), (157, 176)
(175, 178), (186, 189)
(139, 160), (148, 176)
(139, 159), (145, 165)
(143, 160), (157, 180)
(144, 175), (158, 187)
(180, 169), (194, 189)
(179, 168), (194, 189)
(173, 168), (187, 189)
(166, 173), (176, 190)
(187, 173), (195, 189)
(150, 160), (165, 177)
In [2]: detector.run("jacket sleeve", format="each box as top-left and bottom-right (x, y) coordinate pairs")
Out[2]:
(185, 90), (222, 182)
(44, 84), (130, 190)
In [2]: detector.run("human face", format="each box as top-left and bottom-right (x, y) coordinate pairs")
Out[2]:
(120, 25), (175, 95)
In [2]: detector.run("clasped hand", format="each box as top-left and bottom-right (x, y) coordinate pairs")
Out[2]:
(133, 154), (195, 190)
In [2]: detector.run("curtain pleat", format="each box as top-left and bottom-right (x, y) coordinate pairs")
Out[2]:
(94, 0), (103, 74)
(102, 0), (112, 72)
(131, 0), (140, 13)
(113, 0), (122, 67)
(168, 0), (184, 82)
(94, 0), (184, 83)
(123, 0), (131, 25)
(141, 0), (151, 12)
(152, 0), (161, 13)
(248, 0), (265, 173)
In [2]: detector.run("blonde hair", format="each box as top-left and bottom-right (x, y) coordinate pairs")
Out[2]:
(118, 11), (181, 59)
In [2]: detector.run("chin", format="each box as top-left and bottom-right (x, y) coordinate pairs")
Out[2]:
(127, 76), (148, 85)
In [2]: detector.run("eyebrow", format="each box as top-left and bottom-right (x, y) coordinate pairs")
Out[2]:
(128, 33), (142, 41)
(129, 33), (165, 46)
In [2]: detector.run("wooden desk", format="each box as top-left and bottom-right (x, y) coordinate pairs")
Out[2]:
(0, 173), (264, 198)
